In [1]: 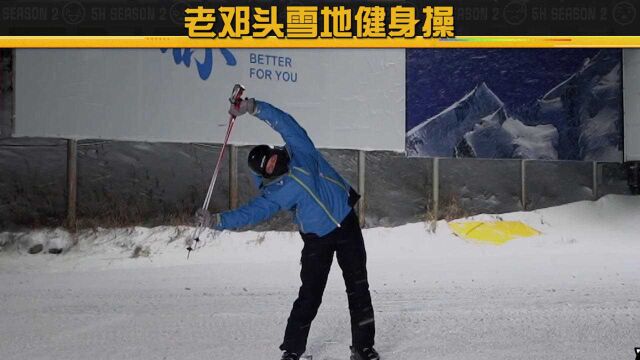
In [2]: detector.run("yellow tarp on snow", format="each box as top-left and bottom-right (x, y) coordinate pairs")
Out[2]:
(448, 221), (540, 245)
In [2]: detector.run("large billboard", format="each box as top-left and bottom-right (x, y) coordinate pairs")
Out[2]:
(15, 49), (405, 151)
(406, 49), (623, 162)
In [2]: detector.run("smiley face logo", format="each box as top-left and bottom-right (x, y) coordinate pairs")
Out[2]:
(62, 1), (85, 25)
(170, 1), (189, 25)
(613, 1), (636, 26)
(503, 1), (528, 26)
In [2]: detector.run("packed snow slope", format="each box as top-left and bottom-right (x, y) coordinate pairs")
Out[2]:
(1, 195), (639, 360)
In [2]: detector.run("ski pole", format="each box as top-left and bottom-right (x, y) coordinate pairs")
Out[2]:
(187, 84), (245, 259)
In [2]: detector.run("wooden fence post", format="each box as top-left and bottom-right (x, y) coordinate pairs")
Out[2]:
(431, 157), (440, 231)
(521, 160), (528, 210)
(229, 145), (238, 209)
(358, 150), (366, 227)
(66, 139), (78, 231)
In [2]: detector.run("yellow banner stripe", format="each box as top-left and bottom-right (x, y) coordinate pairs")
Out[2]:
(2, 36), (640, 48)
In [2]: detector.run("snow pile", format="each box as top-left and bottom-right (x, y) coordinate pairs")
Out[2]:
(1, 195), (638, 272)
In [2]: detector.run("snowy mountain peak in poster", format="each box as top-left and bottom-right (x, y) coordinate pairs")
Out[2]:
(532, 50), (622, 161)
(406, 82), (504, 157)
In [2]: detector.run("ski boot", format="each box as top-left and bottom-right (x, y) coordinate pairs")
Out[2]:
(350, 346), (380, 360)
(281, 351), (300, 360)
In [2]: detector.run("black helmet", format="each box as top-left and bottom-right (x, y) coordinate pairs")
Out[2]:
(248, 145), (290, 178)
(248, 145), (272, 176)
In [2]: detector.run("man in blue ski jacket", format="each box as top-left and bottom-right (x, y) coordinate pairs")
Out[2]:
(196, 99), (379, 360)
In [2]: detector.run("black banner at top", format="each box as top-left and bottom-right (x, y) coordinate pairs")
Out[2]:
(0, 0), (638, 37)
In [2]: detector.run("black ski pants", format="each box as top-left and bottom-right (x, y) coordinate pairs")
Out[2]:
(280, 210), (375, 354)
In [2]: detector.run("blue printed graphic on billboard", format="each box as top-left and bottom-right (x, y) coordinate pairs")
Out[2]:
(406, 49), (623, 162)
(161, 48), (237, 80)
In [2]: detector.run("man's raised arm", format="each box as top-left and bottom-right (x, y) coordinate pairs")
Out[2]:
(231, 99), (317, 155)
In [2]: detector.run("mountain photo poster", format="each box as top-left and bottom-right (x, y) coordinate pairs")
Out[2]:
(406, 49), (623, 162)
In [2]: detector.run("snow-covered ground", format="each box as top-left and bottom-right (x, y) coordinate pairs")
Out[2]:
(1, 195), (639, 360)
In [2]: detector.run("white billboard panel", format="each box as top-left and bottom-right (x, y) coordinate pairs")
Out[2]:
(15, 49), (405, 151)
(624, 49), (640, 162)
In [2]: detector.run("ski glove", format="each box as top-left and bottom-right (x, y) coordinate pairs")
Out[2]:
(194, 209), (219, 229)
(229, 98), (256, 117)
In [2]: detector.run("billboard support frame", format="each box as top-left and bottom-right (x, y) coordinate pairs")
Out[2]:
(592, 161), (599, 200)
(11, 50), (15, 136)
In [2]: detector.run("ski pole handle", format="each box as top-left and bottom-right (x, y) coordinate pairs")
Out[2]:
(229, 84), (245, 108)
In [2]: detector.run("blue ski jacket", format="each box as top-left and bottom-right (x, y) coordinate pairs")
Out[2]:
(215, 101), (354, 237)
